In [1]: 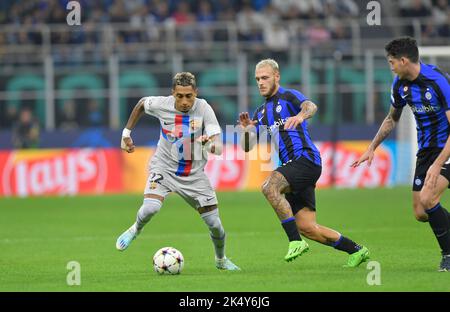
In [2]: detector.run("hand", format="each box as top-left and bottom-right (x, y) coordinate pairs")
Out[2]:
(121, 136), (135, 153)
(350, 149), (375, 167)
(238, 112), (257, 129)
(425, 164), (440, 189)
(196, 135), (211, 145)
(284, 115), (304, 130)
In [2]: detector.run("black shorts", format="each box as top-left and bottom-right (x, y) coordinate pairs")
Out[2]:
(413, 148), (450, 191)
(275, 157), (322, 214)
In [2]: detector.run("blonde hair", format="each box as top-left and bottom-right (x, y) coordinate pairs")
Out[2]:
(255, 59), (280, 73)
(172, 72), (196, 89)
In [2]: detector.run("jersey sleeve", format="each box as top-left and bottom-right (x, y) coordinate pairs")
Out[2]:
(203, 102), (222, 137)
(390, 76), (406, 108)
(435, 73), (450, 110)
(289, 89), (309, 108)
(142, 96), (163, 117)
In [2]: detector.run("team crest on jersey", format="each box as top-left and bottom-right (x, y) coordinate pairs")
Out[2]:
(403, 86), (408, 92)
(425, 92), (432, 100)
(190, 119), (201, 131)
(276, 105), (282, 113)
(166, 133), (177, 143)
(261, 108), (265, 114)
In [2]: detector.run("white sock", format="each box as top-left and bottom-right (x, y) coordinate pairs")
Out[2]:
(136, 198), (162, 231)
(201, 209), (225, 259)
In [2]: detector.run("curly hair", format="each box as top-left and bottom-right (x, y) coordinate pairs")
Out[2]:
(385, 37), (419, 63)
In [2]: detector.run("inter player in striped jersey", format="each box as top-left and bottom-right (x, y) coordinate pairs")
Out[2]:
(352, 37), (450, 271)
(239, 59), (369, 266)
(116, 72), (240, 271)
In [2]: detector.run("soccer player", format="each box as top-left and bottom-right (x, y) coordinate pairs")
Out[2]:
(239, 59), (369, 266)
(116, 72), (240, 271)
(352, 37), (450, 272)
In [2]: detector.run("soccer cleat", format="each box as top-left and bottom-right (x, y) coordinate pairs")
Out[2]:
(344, 246), (370, 268)
(284, 240), (309, 262)
(215, 257), (241, 271)
(116, 223), (140, 251)
(438, 254), (450, 272)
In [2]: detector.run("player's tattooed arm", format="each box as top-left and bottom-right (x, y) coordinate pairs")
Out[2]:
(298, 101), (317, 120)
(262, 171), (293, 221)
(125, 97), (146, 130)
(351, 106), (402, 167)
(284, 101), (317, 129)
(368, 106), (403, 151)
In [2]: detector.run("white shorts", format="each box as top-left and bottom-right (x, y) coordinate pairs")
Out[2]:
(144, 168), (218, 209)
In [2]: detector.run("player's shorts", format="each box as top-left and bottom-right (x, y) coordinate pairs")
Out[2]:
(413, 147), (450, 191)
(275, 156), (322, 214)
(144, 167), (218, 209)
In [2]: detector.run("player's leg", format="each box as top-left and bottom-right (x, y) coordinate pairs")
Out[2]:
(178, 173), (240, 270)
(294, 207), (369, 267)
(198, 205), (240, 271)
(116, 171), (170, 251)
(411, 149), (450, 223)
(412, 191), (428, 222)
(261, 171), (308, 261)
(419, 174), (450, 271)
(286, 188), (369, 267)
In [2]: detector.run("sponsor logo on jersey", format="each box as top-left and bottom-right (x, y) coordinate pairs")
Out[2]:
(411, 104), (440, 113)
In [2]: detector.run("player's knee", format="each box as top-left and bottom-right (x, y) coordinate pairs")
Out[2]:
(261, 180), (276, 198)
(201, 209), (224, 238)
(419, 189), (438, 210)
(139, 198), (162, 219)
(298, 222), (317, 239)
(414, 212), (428, 222)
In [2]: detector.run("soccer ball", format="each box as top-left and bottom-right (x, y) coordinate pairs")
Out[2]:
(152, 247), (184, 275)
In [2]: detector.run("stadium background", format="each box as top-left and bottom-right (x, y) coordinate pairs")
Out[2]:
(1, 0), (450, 293)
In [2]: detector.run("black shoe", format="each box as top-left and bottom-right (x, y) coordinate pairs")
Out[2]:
(439, 254), (450, 272)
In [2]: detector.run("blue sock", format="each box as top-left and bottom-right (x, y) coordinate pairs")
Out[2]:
(281, 217), (301, 242)
(426, 203), (450, 255)
(330, 235), (362, 255)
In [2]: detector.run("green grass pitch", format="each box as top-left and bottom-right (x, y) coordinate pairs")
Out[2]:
(1, 187), (449, 292)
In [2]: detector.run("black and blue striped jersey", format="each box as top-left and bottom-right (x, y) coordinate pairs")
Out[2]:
(252, 86), (321, 166)
(391, 63), (450, 152)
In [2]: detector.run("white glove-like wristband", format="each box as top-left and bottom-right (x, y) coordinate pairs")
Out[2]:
(122, 128), (131, 138)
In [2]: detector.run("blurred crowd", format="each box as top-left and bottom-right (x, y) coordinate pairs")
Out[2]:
(0, 0), (447, 63)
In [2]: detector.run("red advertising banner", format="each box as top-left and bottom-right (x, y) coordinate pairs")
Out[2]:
(316, 142), (392, 188)
(0, 142), (394, 197)
(0, 148), (123, 197)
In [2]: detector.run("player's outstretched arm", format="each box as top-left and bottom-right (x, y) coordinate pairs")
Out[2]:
(284, 100), (317, 129)
(121, 98), (146, 153)
(238, 112), (257, 152)
(351, 106), (403, 167)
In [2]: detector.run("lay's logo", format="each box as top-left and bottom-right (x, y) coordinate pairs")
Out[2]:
(0, 149), (123, 197)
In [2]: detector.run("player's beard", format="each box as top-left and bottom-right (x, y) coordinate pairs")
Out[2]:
(264, 82), (277, 98)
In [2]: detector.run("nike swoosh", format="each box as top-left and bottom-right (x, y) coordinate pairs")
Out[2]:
(163, 121), (174, 125)
(206, 197), (214, 202)
(401, 94), (408, 99)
